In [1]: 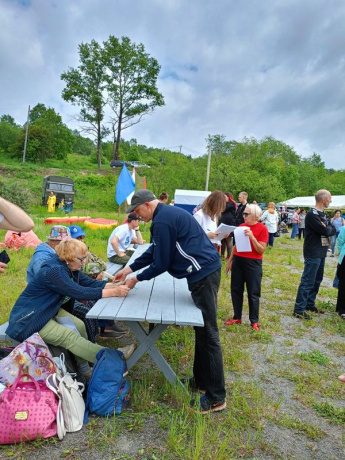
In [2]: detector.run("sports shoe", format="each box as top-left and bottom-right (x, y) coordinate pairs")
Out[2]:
(293, 311), (311, 320)
(251, 323), (261, 331)
(181, 376), (206, 394)
(105, 322), (126, 334)
(224, 318), (242, 325)
(117, 343), (136, 360)
(306, 306), (324, 314)
(190, 395), (226, 414)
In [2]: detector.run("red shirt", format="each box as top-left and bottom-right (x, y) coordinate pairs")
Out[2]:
(234, 222), (268, 260)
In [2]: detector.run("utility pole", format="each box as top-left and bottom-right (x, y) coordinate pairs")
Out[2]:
(22, 105), (30, 163)
(205, 145), (212, 191)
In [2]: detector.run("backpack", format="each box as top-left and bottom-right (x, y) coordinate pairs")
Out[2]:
(84, 349), (130, 423)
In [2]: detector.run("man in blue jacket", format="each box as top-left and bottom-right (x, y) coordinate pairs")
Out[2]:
(115, 190), (226, 414)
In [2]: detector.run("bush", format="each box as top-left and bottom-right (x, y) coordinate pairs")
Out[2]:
(0, 181), (34, 213)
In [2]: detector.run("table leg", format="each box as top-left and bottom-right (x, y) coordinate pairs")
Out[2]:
(125, 321), (185, 391)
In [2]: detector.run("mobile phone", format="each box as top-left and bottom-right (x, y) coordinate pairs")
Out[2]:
(0, 250), (10, 264)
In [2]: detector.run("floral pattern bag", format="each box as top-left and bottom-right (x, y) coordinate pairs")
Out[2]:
(0, 333), (57, 387)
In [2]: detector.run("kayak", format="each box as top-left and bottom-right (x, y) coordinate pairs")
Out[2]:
(44, 216), (91, 225)
(84, 218), (119, 230)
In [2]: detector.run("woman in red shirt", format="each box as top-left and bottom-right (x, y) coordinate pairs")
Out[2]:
(224, 204), (268, 331)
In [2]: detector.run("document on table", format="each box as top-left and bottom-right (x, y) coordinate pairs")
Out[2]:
(55, 316), (81, 335)
(213, 224), (237, 241)
(234, 226), (251, 252)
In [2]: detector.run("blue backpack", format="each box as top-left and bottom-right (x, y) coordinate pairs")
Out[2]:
(84, 349), (130, 423)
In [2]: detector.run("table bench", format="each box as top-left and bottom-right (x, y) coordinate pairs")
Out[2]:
(87, 244), (204, 388)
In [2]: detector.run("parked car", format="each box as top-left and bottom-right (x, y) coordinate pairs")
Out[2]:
(110, 160), (126, 168)
(42, 175), (74, 207)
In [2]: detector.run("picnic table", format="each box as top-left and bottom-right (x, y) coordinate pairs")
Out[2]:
(86, 244), (204, 387)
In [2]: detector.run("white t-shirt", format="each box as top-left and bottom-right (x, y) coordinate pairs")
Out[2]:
(107, 223), (135, 258)
(260, 210), (279, 233)
(193, 209), (219, 245)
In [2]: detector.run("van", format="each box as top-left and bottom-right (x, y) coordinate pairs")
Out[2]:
(42, 175), (75, 206)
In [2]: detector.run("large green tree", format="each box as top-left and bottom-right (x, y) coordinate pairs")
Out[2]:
(61, 40), (109, 169)
(29, 104), (73, 159)
(103, 36), (164, 160)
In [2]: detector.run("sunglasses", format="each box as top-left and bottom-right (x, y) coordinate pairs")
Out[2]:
(243, 212), (251, 217)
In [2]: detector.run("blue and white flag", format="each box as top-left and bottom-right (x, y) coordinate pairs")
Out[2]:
(116, 163), (136, 205)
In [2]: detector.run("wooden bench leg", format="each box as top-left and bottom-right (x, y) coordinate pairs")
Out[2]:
(125, 321), (185, 391)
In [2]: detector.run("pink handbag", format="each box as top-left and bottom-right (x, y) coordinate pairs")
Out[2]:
(0, 373), (58, 444)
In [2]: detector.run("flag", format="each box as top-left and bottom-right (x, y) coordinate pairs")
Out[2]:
(143, 176), (146, 190)
(116, 163), (136, 205)
(126, 168), (136, 205)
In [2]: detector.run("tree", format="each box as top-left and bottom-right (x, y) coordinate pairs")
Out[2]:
(12, 125), (53, 162)
(103, 36), (164, 160)
(61, 40), (109, 169)
(29, 104), (73, 159)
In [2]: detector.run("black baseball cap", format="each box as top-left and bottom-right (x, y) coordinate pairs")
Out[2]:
(126, 190), (156, 213)
(127, 212), (140, 222)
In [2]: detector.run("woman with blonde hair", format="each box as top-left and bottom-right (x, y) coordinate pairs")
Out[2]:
(260, 202), (279, 248)
(225, 204), (268, 331)
(193, 190), (227, 248)
(6, 239), (134, 378)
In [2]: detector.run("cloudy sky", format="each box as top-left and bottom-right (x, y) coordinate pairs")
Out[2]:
(1, 0), (345, 169)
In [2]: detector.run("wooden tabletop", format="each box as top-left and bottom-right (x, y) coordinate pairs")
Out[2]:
(86, 244), (204, 327)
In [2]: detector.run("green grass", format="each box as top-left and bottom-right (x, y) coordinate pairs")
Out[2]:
(1, 169), (345, 458)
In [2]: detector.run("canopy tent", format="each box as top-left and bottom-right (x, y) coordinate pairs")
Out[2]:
(278, 196), (345, 210)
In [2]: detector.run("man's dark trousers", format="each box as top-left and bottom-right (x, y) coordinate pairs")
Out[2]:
(188, 269), (226, 402)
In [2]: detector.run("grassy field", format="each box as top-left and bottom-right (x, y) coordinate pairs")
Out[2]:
(0, 220), (345, 459)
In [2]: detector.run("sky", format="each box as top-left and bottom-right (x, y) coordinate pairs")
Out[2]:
(1, 0), (345, 169)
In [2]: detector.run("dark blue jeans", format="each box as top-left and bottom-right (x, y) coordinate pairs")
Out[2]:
(188, 269), (226, 402)
(291, 223), (298, 239)
(294, 258), (325, 313)
(268, 232), (275, 247)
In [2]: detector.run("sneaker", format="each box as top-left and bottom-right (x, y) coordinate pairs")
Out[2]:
(293, 311), (311, 320)
(224, 318), (242, 325)
(181, 376), (206, 394)
(117, 343), (136, 360)
(190, 395), (226, 414)
(105, 322), (126, 334)
(98, 331), (124, 338)
(330, 254), (334, 258)
(251, 323), (261, 331)
(327, 249), (332, 252)
(306, 306), (324, 314)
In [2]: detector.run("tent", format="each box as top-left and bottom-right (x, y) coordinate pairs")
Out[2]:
(278, 195), (345, 210)
(174, 189), (211, 214)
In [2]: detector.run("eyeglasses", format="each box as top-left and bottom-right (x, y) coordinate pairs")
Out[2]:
(76, 256), (87, 263)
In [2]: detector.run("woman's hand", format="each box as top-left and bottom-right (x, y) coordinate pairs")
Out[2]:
(225, 258), (233, 274)
(207, 231), (221, 239)
(114, 285), (130, 297)
(244, 228), (254, 239)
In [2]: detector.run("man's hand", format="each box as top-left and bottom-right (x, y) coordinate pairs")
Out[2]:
(0, 262), (7, 274)
(114, 266), (133, 282)
(124, 277), (138, 289)
(225, 259), (232, 275)
(207, 231), (221, 239)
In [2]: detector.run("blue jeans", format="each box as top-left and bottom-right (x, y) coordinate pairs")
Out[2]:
(331, 232), (340, 255)
(294, 258), (325, 313)
(291, 223), (298, 239)
(188, 269), (226, 402)
(268, 232), (275, 247)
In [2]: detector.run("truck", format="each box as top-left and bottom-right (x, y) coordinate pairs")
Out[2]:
(42, 175), (75, 207)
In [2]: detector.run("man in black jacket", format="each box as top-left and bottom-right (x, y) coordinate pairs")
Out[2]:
(293, 190), (336, 319)
(115, 190), (226, 414)
(235, 191), (248, 226)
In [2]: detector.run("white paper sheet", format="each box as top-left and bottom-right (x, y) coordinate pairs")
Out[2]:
(234, 226), (252, 252)
(55, 316), (81, 335)
(213, 223), (237, 241)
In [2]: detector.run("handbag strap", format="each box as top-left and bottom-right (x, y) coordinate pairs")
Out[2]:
(8, 372), (41, 402)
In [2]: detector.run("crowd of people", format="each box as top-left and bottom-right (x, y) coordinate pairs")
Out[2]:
(1, 188), (345, 414)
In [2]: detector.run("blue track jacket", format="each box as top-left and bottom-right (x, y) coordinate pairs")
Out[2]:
(130, 203), (221, 284)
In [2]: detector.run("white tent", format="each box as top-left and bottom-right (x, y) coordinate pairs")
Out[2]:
(278, 195), (345, 210)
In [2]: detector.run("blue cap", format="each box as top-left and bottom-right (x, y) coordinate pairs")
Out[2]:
(69, 225), (86, 239)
